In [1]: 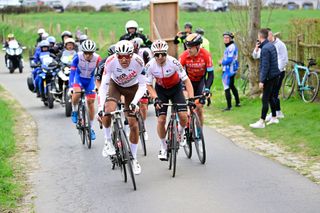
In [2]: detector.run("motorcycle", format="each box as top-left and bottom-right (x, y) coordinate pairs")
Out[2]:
(2, 40), (26, 73)
(37, 54), (60, 109)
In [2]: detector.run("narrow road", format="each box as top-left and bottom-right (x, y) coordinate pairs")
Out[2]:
(0, 61), (319, 213)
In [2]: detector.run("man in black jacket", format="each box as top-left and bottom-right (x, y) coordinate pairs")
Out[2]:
(119, 20), (152, 48)
(250, 28), (280, 129)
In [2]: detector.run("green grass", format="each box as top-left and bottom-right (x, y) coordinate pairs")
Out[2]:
(0, 87), (22, 210)
(206, 72), (320, 157)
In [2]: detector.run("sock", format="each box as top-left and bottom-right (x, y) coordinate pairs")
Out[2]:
(160, 138), (167, 150)
(90, 120), (94, 127)
(178, 124), (185, 138)
(72, 104), (78, 112)
(130, 143), (138, 159)
(104, 127), (111, 141)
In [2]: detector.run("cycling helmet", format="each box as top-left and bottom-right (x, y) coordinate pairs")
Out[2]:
(79, 34), (88, 42)
(64, 38), (75, 46)
(107, 44), (116, 56)
(41, 32), (49, 40)
(125, 20), (138, 33)
(223, 31), (234, 39)
(151, 40), (169, 54)
(81, 40), (96, 52)
(47, 36), (56, 44)
(184, 22), (193, 29)
(185, 33), (203, 47)
(37, 28), (45, 34)
(131, 37), (143, 49)
(115, 40), (134, 55)
(39, 40), (50, 48)
(61, 31), (72, 38)
(195, 28), (204, 36)
(7, 33), (14, 39)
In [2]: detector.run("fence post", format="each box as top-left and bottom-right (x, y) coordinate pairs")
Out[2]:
(296, 34), (304, 62)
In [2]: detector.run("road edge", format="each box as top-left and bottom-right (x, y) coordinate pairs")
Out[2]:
(0, 86), (38, 213)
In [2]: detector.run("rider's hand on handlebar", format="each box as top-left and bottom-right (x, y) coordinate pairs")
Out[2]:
(203, 88), (211, 97)
(188, 98), (196, 109)
(129, 103), (139, 113)
(154, 97), (162, 110)
(67, 88), (73, 96)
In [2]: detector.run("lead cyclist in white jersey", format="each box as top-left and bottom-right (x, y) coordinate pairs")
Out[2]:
(98, 40), (147, 175)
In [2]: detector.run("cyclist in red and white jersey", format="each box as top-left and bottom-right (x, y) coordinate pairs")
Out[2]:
(146, 40), (194, 160)
(179, 33), (214, 126)
(98, 40), (147, 175)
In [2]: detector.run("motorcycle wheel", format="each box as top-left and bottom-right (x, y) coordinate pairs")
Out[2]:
(47, 85), (54, 109)
(64, 88), (72, 117)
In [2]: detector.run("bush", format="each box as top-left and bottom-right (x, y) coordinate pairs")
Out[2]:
(99, 4), (119, 12)
(0, 6), (54, 13)
(65, 6), (96, 12)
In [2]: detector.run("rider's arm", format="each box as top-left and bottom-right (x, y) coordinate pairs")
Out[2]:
(131, 67), (147, 106)
(183, 77), (194, 98)
(205, 52), (214, 90)
(145, 65), (157, 99)
(98, 60), (112, 111)
(69, 54), (79, 88)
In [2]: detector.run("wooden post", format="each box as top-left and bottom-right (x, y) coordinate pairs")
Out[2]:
(296, 34), (304, 62)
(150, 0), (179, 57)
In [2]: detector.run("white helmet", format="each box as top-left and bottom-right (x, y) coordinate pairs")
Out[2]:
(151, 40), (169, 53)
(81, 40), (96, 52)
(64, 38), (75, 46)
(79, 34), (88, 42)
(37, 28), (45, 34)
(115, 40), (134, 55)
(39, 40), (50, 48)
(41, 32), (49, 40)
(125, 20), (138, 33)
(131, 37), (143, 49)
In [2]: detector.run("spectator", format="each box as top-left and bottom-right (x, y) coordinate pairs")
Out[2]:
(174, 22), (193, 50)
(219, 31), (240, 111)
(250, 29), (281, 129)
(252, 28), (288, 120)
(196, 28), (210, 52)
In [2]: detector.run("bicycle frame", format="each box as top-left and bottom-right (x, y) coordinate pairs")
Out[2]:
(293, 64), (311, 91)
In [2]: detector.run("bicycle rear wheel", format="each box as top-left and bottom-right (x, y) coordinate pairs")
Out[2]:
(282, 71), (296, 100)
(192, 112), (206, 164)
(302, 72), (319, 103)
(82, 104), (91, 149)
(137, 114), (147, 156)
(77, 104), (85, 145)
(120, 130), (136, 190)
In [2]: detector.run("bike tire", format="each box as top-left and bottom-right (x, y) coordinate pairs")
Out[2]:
(302, 72), (319, 103)
(171, 119), (178, 178)
(138, 114), (147, 156)
(166, 121), (173, 170)
(120, 130), (136, 190)
(115, 131), (127, 182)
(83, 105), (92, 149)
(78, 104), (85, 145)
(183, 126), (192, 159)
(192, 113), (206, 164)
(282, 71), (295, 100)
(47, 85), (54, 109)
(64, 88), (72, 117)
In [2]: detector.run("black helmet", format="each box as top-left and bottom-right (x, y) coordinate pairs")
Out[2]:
(61, 31), (73, 41)
(184, 22), (192, 29)
(195, 28), (204, 36)
(185, 33), (202, 47)
(108, 44), (116, 56)
(223, 31), (234, 39)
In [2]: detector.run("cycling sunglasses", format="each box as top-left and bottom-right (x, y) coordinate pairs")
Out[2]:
(83, 52), (94, 56)
(154, 53), (167, 58)
(117, 54), (132, 60)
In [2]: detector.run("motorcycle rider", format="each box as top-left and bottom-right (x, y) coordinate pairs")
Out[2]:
(3, 34), (21, 68)
(36, 28), (46, 46)
(119, 20), (152, 48)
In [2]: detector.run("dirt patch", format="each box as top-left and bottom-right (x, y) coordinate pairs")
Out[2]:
(205, 114), (320, 184)
(0, 89), (38, 212)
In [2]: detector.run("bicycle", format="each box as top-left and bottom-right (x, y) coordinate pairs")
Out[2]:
(100, 108), (137, 190)
(282, 58), (319, 103)
(136, 110), (147, 156)
(74, 89), (92, 149)
(161, 102), (188, 178)
(183, 95), (206, 164)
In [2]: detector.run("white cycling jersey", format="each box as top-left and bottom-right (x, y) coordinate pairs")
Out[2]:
(145, 55), (188, 89)
(98, 53), (147, 110)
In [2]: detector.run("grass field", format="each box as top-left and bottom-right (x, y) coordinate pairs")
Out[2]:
(0, 87), (22, 210)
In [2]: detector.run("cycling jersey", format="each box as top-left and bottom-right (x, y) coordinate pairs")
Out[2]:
(145, 55), (188, 89)
(99, 53), (147, 110)
(179, 48), (213, 82)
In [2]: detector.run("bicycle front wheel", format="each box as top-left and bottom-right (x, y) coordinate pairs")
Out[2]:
(120, 130), (136, 190)
(183, 127), (192, 159)
(282, 71), (296, 100)
(302, 72), (319, 103)
(171, 119), (178, 178)
(83, 104), (91, 149)
(78, 104), (85, 145)
(192, 113), (206, 164)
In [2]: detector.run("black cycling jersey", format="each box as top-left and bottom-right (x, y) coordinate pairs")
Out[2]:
(119, 32), (152, 48)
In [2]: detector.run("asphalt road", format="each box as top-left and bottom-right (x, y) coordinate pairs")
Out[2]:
(0, 62), (320, 213)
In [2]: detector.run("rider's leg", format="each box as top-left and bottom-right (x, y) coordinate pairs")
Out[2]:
(195, 103), (204, 126)
(157, 115), (167, 149)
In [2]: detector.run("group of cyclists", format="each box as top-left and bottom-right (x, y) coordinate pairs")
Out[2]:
(24, 19), (239, 175)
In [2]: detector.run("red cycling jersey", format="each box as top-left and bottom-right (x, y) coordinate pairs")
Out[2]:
(179, 48), (213, 82)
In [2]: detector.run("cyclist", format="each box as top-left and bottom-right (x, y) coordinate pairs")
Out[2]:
(98, 40), (146, 175)
(218, 31), (240, 111)
(179, 33), (214, 126)
(174, 22), (193, 50)
(119, 20), (152, 48)
(195, 28), (210, 52)
(146, 40), (194, 160)
(69, 40), (101, 140)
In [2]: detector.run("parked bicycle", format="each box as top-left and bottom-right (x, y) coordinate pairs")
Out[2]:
(73, 89), (92, 149)
(282, 58), (319, 103)
(183, 95), (206, 164)
(100, 108), (137, 190)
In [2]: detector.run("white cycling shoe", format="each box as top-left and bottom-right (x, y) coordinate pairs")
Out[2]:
(132, 159), (141, 175)
(102, 139), (116, 158)
(158, 148), (167, 160)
